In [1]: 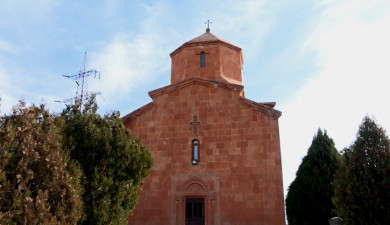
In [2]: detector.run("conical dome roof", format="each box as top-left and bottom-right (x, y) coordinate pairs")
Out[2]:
(170, 29), (241, 56)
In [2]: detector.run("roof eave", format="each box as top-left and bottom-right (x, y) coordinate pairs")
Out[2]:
(121, 102), (153, 123)
(170, 40), (242, 58)
(239, 97), (282, 119)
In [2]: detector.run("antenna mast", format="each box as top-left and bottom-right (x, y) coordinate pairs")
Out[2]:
(57, 52), (101, 108)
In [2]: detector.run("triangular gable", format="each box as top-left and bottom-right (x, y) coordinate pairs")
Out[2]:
(148, 77), (244, 98)
(123, 77), (281, 123)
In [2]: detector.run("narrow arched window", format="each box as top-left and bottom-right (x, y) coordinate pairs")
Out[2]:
(192, 139), (200, 165)
(200, 52), (205, 68)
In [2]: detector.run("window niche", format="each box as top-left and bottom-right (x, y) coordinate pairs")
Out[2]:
(192, 139), (200, 165)
(200, 52), (205, 68)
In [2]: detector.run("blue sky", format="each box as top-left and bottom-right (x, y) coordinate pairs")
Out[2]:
(1, 0), (390, 199)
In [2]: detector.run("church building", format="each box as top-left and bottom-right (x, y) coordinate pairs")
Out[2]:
(123, 28), (286, 225)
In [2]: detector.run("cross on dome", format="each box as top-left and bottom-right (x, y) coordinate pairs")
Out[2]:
(205, 20), (212, 32)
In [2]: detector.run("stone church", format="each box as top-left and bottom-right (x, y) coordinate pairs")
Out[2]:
(123, 28), (285, 225)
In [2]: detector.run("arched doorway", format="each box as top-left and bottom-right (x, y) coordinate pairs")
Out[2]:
(171, 175), (220, 225)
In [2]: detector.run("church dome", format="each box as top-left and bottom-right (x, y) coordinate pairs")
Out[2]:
(169, 29), (244, 86)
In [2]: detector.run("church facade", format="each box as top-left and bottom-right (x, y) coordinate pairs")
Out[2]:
(123, 28), (285, 225)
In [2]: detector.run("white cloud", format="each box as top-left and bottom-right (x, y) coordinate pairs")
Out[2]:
(211, 0), (273, 61)
(0, 39), (19, 54)
(280, 0), (390, 195)
(88, 3), (172, 110)
(0, 0), (64, 114)
(0, 0), (60, 27)
(90, 36), (166, 91)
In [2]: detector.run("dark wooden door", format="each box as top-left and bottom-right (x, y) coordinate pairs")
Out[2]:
(185, 198), (205, 225)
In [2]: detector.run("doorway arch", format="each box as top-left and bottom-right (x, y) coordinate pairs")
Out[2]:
(170, 175), (220, 225)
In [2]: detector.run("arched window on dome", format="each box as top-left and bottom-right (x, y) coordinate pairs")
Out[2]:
(192, 139), (200, 165)
(200, 52), (205, 68)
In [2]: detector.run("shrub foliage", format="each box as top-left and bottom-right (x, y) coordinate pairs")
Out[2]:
(0, 98), (152, 225)
(61, 99), (153, 225)
(0, 102), (83, 224)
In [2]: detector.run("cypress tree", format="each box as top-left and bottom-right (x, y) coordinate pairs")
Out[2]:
(286, 129), (340, 225)
(333, 116), (390, 225)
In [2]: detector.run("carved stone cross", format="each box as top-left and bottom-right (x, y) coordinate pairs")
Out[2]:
(189, 115), (201, 136)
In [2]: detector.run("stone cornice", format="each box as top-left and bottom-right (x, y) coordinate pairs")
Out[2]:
(170, 41), (242, 57)
(121, 102), (153, 123)
(239, 97), (282, 119)
(148, 77), (244, 98)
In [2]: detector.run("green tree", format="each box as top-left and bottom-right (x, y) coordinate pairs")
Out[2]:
(286, 129), (340, 225)
(333, 116), (390, 225)
(61, 98), (152, 225)
(0, 101), (83, 225)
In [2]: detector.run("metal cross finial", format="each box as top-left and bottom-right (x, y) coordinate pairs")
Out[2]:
(205, 20), (212, 32)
